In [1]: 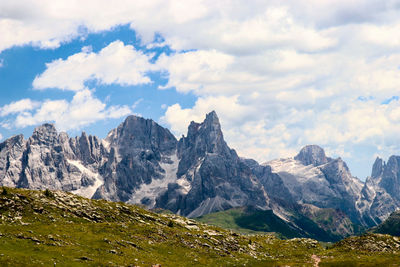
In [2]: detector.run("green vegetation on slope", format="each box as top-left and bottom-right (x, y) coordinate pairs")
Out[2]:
(0, 187), (400, 266)
(196, 207), (300, 238)
(196, 206), (354, 242)
(372, 210), (400, 236)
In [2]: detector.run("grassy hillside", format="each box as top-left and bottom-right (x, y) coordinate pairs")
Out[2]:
(196, 206), (351, 242)
(372, 210), (400, 236)
(0, 187), (400, 266)
(196, 207), (300, 238)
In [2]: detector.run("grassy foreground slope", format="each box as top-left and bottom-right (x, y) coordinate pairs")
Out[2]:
(0, 187), (400, 266)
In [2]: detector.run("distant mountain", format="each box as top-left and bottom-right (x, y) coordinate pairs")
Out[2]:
(359, 156), (400, 225)
(1, 111), (400, 241)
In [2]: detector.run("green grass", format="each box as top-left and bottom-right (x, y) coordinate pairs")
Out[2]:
(0, 187), (400, 266)
(196, 207), (301, 238)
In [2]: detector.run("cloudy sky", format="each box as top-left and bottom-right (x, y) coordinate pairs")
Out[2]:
(1, 0), (400, 179)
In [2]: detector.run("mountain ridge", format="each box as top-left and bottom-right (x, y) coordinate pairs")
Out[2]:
(1, 111), (400, 241)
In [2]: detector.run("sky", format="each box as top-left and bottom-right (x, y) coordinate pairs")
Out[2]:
(1, 1), (400, 180)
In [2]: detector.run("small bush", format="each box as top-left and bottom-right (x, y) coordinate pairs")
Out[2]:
(44, 189), (54, 198)
(167, 220), (174, 227)
(1, 187), (8, 195)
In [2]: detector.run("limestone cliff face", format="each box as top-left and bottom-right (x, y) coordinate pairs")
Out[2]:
(93, 115), (178, 203)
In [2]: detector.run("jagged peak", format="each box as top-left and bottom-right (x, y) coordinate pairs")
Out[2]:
(204, 110), (221, 127)
(106, 114), (177, 154)
(124, 114), (144, 122)
(30, 123), (59, 145)
(205, 110), (219, 121)
(294, 145), (329, 167)
(179, 110), (231, 158)
(33, 123), (57, 133)
(0, 134), (24, 149)
(371, 157), (384, 179)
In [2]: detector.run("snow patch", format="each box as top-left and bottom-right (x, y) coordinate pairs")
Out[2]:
(68, 159), (103, 199)
(266, 158), (324, 183)
(129, 152), (180, 208)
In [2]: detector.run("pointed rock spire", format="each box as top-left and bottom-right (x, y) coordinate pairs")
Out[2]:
(179, 111), (229, 156)
(371, 157), (384, 179)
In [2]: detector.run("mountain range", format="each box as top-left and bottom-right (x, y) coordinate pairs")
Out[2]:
(1, 111), (399, 241)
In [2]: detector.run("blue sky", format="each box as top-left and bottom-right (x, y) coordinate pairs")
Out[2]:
(1, 1), (400, 179)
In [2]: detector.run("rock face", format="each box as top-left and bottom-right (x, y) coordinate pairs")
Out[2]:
(259, 146), (368, 228)
(93, 115), (178, 203)
(294, 145), (331, 167)
(1, 111), (400, 236)
(357, 156), (400, 225)
(155, 111), (269, 217)
(0, 124), (106, 198)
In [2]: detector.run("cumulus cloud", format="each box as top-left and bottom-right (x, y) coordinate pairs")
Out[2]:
(3, 0), (400, 177)
(0, 1), (339, 54)
(10, 89), (132, 131)
(0, 99), (40, 116)
(33, 41), (158, 91)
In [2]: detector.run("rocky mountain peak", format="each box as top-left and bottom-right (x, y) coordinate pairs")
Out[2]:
(106, 115), (177, 155)
(204, 110), (220, 127)
(294, 145), (329, 167)
(0, 134), (24, 148)
(30, 123), (59, 145)
(371, 157), (384, 179)
(182, 111), (228, 155)
(378, 156), (400, 199)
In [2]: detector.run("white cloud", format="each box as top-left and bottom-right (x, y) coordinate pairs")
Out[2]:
(3, 0), (400, 178)
(33, 41), (158, 91)
(0, 1), (341, 54)
(0, 133), (2, 141)
(0, 99), (40, 117)
(13, 89), (132, 131)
